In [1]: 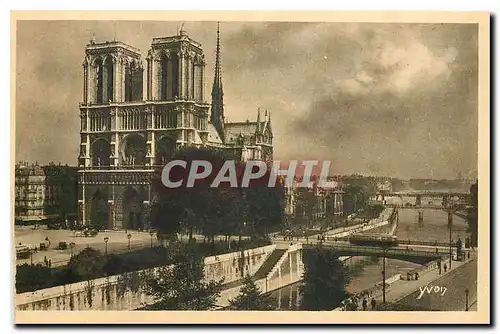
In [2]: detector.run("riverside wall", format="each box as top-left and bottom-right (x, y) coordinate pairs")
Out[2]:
(16, 244), (277, 311)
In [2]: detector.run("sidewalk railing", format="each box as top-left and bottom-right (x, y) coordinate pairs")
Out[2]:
(334, 273), (401, 311)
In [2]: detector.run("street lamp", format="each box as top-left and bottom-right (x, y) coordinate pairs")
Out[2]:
(150, 230), (155, 248)
(381, 247), (388, 304)
(448, 211), (453, 270)
(465, 288), (470, 311)
(127, 233), (132, 250)
(104, 236), (109, 255)
(69, 242), (76, 257)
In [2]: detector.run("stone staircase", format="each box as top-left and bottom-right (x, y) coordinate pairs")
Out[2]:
(253, 249), (286, 280)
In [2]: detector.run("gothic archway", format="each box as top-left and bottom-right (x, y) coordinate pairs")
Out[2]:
(160, 54), (169, 100)
(95, 58), (104, 103)
(120, 134), (147, 166)
(92, 139), (111, 167)
(170, 52), (179, 99)
(90, 189), (108, 229)
(124, 60), (136, 102)
(104, 56), (114, 102)
(155, 136), (176, 165)
(122, 187), (143, 230)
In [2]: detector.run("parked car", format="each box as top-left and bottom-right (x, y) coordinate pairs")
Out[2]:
(16, 244), (31, 259)
(39, 241), (49, 251)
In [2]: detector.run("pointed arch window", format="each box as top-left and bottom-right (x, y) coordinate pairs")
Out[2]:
(160, 54), (168, 100)
(104, 57), (114, 102)
(125, 61), (133, 102)
(171, 53), (179, 99)
(95, 58), (104, 103)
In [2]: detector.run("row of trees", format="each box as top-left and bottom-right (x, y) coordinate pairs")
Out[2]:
(150, 147), (285, 244)
(126, 243), (352, 310)
(17, 244), (353, 311)
(142, 244), (277, 310)
(467, 181), (478, 247)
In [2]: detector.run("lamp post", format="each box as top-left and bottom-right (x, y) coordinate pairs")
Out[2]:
(69, 242), (76, 257)
(448, 210), (453, 270)
(382, 247), (387, 304)
(104, 236), (109, 255)
(127, 233), (132, 250)
(465, 288), (469, 311)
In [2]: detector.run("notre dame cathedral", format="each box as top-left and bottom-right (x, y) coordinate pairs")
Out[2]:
(77, 24), (273, 230)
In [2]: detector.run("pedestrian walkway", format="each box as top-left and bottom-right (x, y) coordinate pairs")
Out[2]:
(375, 250), (478, 305)
(336, 248), (477, 311)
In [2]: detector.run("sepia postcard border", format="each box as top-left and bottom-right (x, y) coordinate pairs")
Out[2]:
(11, 10), (490, 325)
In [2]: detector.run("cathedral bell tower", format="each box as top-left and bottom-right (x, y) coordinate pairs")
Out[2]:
(146, 26), (206, 102)
(82, 39), (143, 106)
(79, 38), (149, 231)
(145, 26), (210, 161)
(80, 39), (144, 169)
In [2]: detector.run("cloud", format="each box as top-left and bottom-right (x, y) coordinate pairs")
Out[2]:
(15, 21), (478, 179)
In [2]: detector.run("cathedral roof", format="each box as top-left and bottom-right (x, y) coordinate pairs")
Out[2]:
(224, 121), (266, 143)
(207, 123), (223, 144)
(193, 130), (204, 145)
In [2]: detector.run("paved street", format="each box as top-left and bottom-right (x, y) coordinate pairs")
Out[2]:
(394, 258), (477, 311)
(15, 227), (158, 267)
(15, 226), (250, 267)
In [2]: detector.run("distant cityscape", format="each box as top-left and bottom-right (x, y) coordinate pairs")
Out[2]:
(13, 18), (482, 317)
(15, 159), (476, 228)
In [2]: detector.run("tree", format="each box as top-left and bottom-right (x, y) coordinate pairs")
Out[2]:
(151, 146), (284, 245)
(245, 181), (285, 236)
(229, 275), (276, 310)
(16, 263), (54, 293)
(67, 247), (106, 281)
(299, 248), (350, 310)
(343, 184), (370, 215)
(151, 146), (237, 241)
(467, 181), (478, 247)
(141, 243), (223, 310)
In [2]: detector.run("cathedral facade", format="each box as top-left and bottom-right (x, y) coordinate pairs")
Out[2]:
(77, 26), (273, 229)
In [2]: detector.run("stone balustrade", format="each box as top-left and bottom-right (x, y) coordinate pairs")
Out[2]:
(16, 244), (276, 311)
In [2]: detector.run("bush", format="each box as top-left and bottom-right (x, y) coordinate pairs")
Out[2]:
(104, 254), (131, 276)
(16, 264), (54, 293)
(67, 247), (106, 280)
(47, 221), (63, 230)
(229, 275), (276, 310)
(56, 241), (68, 250)
(15, 220), (40, 226)
(16, 241), (273, 294)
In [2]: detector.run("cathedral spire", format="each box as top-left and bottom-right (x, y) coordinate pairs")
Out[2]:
(211, 22), (225, 138)
(256, 107), (261, 133)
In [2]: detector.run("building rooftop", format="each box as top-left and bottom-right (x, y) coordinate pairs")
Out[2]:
(207, 123), (223, 144)
(224, 121), (266, 142)
(86, 40), (141, 55)
(151, 29), (202, 49)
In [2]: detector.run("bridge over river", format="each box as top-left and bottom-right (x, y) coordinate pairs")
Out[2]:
(271, 207), (473, 310)
(302, 242), (445, 264)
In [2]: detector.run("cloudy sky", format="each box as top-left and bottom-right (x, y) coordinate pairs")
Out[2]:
(15, 21), (478, 179)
